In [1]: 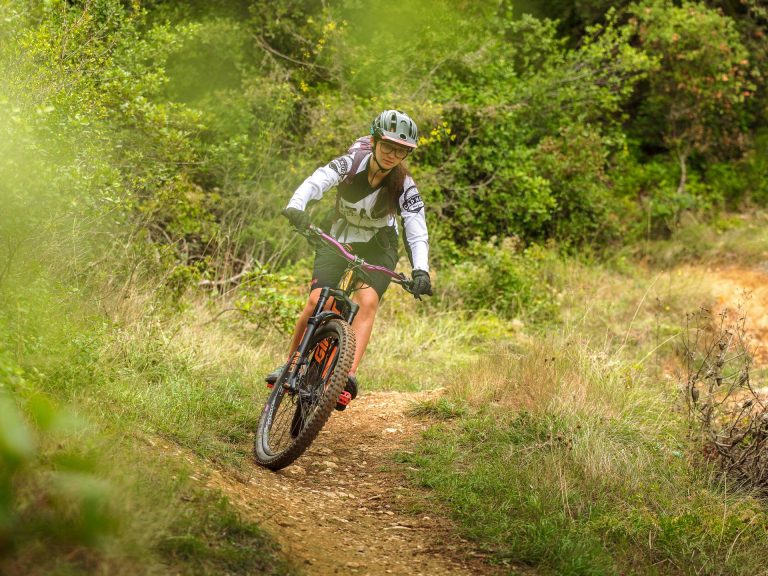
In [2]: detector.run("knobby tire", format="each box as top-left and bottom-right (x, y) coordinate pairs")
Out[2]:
(254, 318), (355, 470)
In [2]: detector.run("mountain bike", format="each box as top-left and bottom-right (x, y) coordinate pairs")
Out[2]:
(253, 224), (415, 470)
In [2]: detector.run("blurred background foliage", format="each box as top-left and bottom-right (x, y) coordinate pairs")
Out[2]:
(5, 0), (765, 273)
(4, 0), (764, 269)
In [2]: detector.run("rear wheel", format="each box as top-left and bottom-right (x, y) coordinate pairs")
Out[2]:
(254, 318), (355, 470)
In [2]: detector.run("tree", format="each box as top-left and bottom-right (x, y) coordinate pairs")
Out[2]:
(631, 0), (754, 195)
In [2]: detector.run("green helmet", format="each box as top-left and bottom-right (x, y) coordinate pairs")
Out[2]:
(370, 110), (419, 149)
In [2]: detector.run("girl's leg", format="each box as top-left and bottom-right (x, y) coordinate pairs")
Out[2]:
(349, 285), (380, 375)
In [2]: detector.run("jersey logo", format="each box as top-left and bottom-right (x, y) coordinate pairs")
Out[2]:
(330, 156), (351, 176)
(402, 186), (424, 213)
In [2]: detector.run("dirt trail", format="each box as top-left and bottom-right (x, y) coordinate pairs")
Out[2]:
(206, 390), (508, 576)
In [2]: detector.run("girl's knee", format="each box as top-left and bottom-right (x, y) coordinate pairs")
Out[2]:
(305, 289), (322, 311)
(356, 290), (380, 313)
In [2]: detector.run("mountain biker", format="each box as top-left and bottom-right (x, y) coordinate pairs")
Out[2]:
(266, 109), (432, 410)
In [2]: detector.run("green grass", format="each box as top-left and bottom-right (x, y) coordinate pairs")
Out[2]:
(401, 338), (768, 575)
(397, 234), (768, 575)
(13, 295), (277, 467)
(1, 278), (297, 576)
(355, 274), (533, 392)
(407, 396), (467, 420)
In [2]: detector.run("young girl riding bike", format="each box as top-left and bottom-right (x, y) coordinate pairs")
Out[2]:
(266, 109), (432, 409)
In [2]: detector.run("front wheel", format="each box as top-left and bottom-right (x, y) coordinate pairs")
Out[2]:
(254, 318), (355, 470)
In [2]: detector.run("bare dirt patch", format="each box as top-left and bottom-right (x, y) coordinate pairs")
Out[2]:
(204, 390), (511, 576)
(704, 266), (768, 368)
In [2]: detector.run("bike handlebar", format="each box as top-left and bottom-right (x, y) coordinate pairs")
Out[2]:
(302, 225), (415, 294)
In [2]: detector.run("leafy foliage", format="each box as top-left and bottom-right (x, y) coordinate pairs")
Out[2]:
(5, 0), (766, 285)
(630, 0), (754, 195)
(438, 237), (561, 323)
(232, 267), (307, 334)
(0, 357), (117, 572)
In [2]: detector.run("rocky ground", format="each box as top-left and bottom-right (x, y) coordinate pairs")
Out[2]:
(206, 389), (514, 576)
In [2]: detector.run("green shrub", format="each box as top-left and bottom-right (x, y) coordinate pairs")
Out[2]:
(533, 124), (616, 247)
(437, 237), (560, 323)
(705, 163), (749, 210)
(613, 157), (712, 240)
(233, 265), (307, 334)
(742, 131), (768, 206)
(0, 362), (118, 571)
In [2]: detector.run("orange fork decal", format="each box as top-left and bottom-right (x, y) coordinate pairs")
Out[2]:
(328, 297), (342, 315)
(321, 346), (339, 381)
(287, 350), (301, 374)
(314, 338), (330, 362)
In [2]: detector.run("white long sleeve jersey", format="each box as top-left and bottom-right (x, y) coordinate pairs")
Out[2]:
(287, 152), (430, 272)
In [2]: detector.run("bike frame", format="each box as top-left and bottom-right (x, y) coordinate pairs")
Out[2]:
(280, 225), (412, 394)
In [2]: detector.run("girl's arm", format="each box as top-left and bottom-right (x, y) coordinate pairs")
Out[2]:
(286, 154), (355, 210)
(398, 176), (429, 272)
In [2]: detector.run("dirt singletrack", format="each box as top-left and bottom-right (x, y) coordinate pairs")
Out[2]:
(206, 390), (509, 576)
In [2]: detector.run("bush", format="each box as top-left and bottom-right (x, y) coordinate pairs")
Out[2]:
(682, 307), (768, 496)
(533, 124), (616, 246)
(742, 131), (768, 206)
(0, 360), (118, 572)
(613, 157), (713, 240)
(231, 265), (307, 334)
(437, 237), (560, 323)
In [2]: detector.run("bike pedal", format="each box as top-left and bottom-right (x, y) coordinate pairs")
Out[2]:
(266, 382), (274, 389)
(335, 390), (352, 411)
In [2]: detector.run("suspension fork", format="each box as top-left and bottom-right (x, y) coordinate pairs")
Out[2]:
(317, 285), (360, 324)
(284, 287), (358, 392)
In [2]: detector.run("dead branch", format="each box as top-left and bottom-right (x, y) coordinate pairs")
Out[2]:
(682, 305), (768, 496)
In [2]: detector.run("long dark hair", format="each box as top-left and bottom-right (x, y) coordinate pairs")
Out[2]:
(371, 144), (410, 218)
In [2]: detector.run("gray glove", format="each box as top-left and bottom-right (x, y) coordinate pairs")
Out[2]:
(282, 207), (310, 231)
(411, 269), (432, 299)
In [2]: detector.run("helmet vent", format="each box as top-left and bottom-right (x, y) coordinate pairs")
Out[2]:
(371, 109), (419, 148)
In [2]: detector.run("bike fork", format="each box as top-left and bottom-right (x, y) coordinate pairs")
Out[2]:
(281, 287), (355, 394)
(281, 290), (333, 393)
